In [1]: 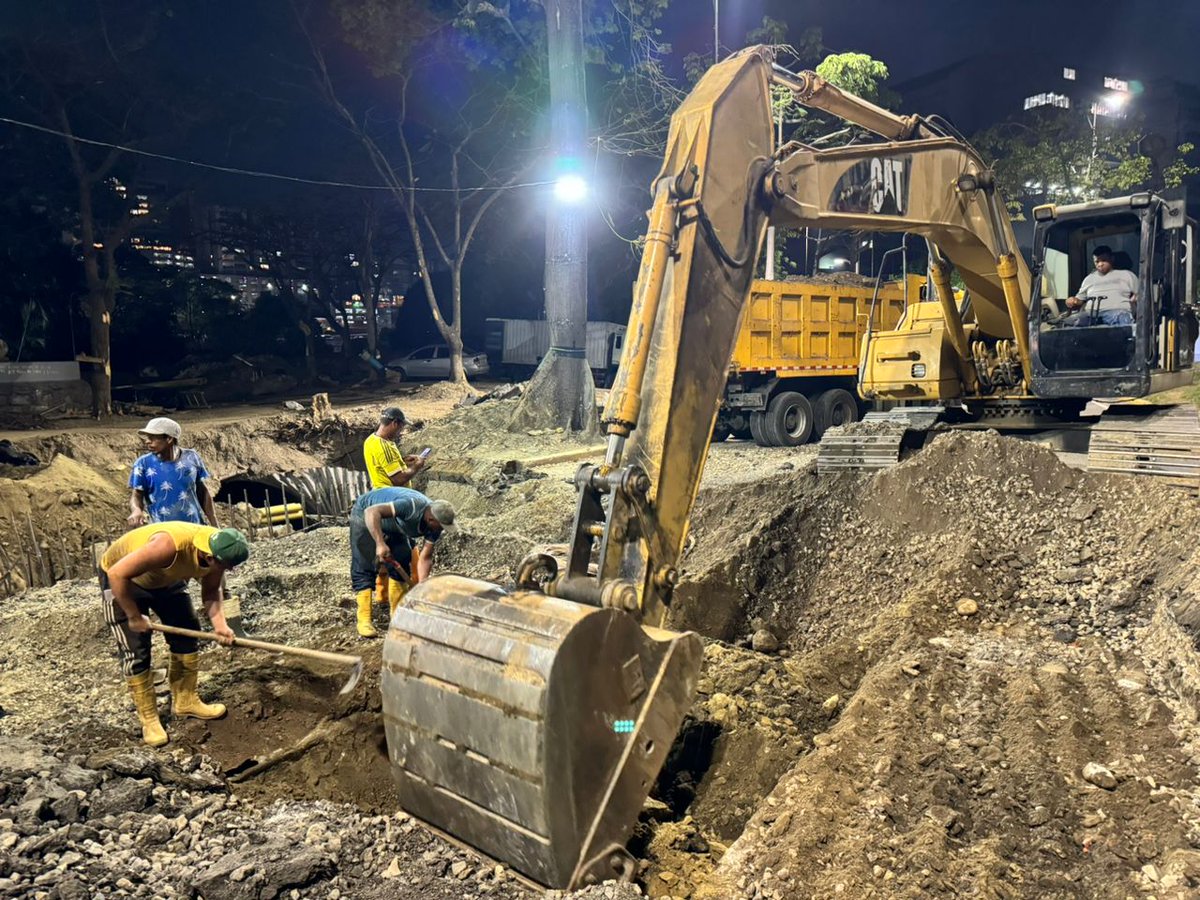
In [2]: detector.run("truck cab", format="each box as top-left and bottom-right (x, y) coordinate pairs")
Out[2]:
(1029, 192), (1198, 399)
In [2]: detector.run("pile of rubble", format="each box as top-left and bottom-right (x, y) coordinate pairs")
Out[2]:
(0, 736), (527, 900)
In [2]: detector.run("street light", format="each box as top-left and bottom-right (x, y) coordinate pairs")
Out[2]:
(553, 173), (588, 204)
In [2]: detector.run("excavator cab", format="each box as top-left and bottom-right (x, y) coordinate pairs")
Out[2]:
(1029, 192), (1198, 398)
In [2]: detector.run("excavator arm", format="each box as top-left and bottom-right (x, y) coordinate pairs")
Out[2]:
(378, 46), (1036, 891)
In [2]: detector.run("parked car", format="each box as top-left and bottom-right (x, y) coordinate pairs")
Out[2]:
(385, 344), (490, 380)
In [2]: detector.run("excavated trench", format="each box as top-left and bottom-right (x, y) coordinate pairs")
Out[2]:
(7, 398), (1200, 898)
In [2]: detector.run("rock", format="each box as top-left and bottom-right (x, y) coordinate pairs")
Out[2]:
(1026, 805), (1051, 827)
(196, 843), (334, 900)
(1070, 501), (1097, 522)
(955, 598), (979, 616)
(381, 857), (401, 879)
(89, 778), (153, 818)
(55, 764), (102, 794)
(50, 793), (83, 824)
(87, 748), (161, 781)
(1053, 625), (1077, 643)
(451, 861), (469, 879)
(812, 733), (833, 748)
(822, 694), (841, 715)
(751, 629), (780, 654)
(0, 737), (57, 779)
(641, 797), (673, 822)
(926, 805), (958, 831)
(15, 797), (53, 824)
(138, 816), (173, 847)
(1082, 762), (1118, 790)
(1162, 848), (1200, 880)
(1054, 567), (1090, 585)
(56, 878), (89, 900)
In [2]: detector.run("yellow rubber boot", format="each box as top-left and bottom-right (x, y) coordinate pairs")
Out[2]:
(387, 578), (409, 618)
(356, 588), (378, 638)
(127, 671), (168, 747)
(168, 653), (227, 720)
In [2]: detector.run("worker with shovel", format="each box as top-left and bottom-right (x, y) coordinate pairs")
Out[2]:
(99, 522), (250, 747)
(349, 487), (455, 637)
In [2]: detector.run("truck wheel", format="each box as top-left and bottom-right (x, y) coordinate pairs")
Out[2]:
(764, 391), (813, 446)
(749, 411), (773, 446)
(814, 388), (859, 438)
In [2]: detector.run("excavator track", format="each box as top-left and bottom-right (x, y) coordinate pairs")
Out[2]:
(1086, 404), (1200, 494)
(816, 408), (943, 473)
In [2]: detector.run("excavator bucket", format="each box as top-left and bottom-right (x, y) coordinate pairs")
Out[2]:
(380, 574), (704, 890)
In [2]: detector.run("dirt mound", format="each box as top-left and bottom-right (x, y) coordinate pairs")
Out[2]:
(0, 455), (127, 593)
(638, 430), (1200, 898)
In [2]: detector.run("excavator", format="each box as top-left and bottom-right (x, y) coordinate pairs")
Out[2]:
(378, 46), (1200, 891)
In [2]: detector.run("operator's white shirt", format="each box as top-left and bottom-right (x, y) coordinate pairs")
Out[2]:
(1078, 268), (1139, 314)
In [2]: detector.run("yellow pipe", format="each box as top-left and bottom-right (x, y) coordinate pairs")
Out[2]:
(929, 258), (977, 392)
(996, 253), (1032, 387)
(603, 179), (679, 437)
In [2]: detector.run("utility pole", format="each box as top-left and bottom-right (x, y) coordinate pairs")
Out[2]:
(713, 0), (719, 64)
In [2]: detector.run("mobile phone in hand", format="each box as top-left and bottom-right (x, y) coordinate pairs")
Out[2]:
(419, 447), (432, 459)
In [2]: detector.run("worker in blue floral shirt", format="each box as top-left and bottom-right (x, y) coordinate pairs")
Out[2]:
(125, 416), (249, 636)
(128, 418), (219, 527)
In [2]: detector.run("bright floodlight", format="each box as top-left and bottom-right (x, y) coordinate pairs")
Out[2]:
(554, 173), (588, 204)
(1104, 91), (1129, 111)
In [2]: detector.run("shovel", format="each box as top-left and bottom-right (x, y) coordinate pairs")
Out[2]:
(147, 623), (364, 695)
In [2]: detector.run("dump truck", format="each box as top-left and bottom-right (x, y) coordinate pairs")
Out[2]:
(716, 273), (920, 445)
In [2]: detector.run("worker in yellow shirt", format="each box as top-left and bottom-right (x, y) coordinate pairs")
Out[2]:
(100, 522), (249, 747)
(363, 406), (427, 489)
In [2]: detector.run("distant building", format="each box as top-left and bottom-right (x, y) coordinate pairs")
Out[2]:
(117, 180), (196, 269)
(894, 52), (1199, 151)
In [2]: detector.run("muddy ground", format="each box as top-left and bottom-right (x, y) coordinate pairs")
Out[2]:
(3, 385), (1200, 899)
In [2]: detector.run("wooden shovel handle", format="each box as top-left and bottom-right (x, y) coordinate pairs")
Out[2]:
(147, 622), (362, 668)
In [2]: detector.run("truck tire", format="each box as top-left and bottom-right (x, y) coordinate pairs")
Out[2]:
(764, 391), (813, 446)
(814, 388), (859, 438)
(749, 411), (772, 446)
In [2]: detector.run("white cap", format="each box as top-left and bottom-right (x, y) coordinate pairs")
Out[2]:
(138, 417), (182, 440)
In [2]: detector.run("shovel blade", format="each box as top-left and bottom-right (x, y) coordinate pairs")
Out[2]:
(380, 574), (702, 889)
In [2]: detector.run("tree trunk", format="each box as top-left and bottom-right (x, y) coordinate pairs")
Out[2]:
(76, 178), (113, 417)
(509, 0), (598, 436)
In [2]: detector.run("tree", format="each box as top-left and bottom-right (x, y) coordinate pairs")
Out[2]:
(974, 109), (1199, 218)
(0, 1), (215, 415)
(313, 1), (535, 386)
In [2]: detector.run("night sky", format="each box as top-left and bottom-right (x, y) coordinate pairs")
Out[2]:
(3, 0), (1198, 355)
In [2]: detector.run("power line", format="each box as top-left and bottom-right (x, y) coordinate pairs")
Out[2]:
(0, 115), (554, 194)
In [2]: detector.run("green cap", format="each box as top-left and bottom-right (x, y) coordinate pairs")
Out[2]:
(207, 528), (250, 567)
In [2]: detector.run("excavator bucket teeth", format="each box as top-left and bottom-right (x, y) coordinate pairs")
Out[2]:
(380, 574), (704, 890)
(1087, 404), (1200, 494)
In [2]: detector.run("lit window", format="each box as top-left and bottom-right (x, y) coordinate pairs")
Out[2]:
(1063, 67), (1076, 81)
(1024, 92), (1070, 111)
(1104, 76), (1129, 92)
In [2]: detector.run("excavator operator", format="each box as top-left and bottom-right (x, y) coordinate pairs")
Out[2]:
(1065, 245), (1138, 326)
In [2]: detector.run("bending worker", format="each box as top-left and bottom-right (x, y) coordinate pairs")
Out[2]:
(100, 522), (250, 747)
(349, 486), (455, 637)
